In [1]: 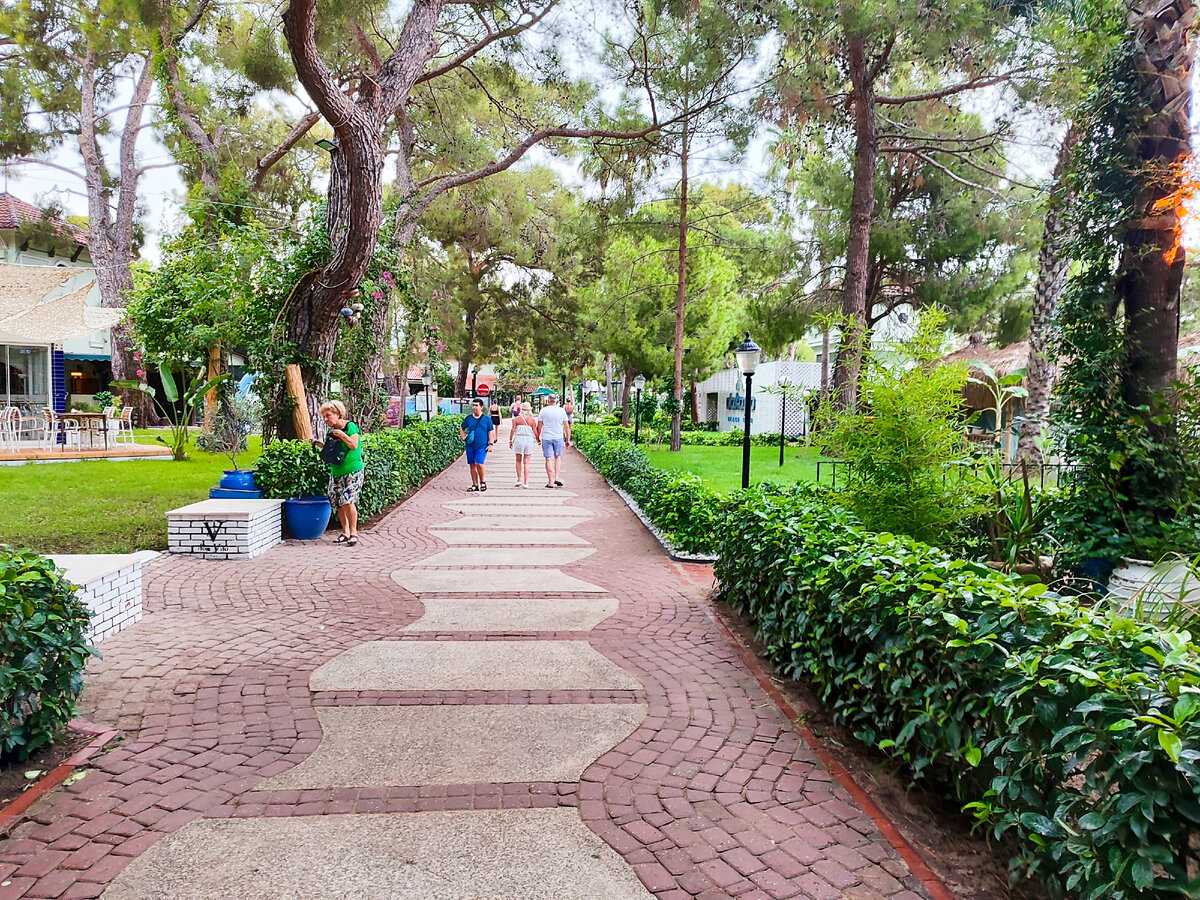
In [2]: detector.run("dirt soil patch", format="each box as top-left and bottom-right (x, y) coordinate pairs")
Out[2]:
(718, 600), (1049, 900)
(0, 729), (94, 811)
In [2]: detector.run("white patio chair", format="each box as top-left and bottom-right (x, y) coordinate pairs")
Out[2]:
(44, 408), (81, 451)
(116, 406), (136, 444)
(0, 407), (17, 451)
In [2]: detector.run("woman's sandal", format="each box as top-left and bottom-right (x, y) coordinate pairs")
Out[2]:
(335, 534), (350, 544)
(467, 485), (480, 492)
(347, 536), (358, 546)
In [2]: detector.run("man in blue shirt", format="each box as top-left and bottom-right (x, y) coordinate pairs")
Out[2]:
(460, 399), (496, 491)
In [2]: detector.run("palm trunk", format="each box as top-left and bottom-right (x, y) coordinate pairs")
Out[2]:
(1017, 125), (1081, 463)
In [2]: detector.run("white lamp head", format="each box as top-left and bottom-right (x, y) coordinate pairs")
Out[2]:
(421, 369), (432, 386)
(735, 332), (761, 376)
(633, 374), (647, 391)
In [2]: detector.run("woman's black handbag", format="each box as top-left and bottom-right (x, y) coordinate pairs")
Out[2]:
(320, 433), (348, 465)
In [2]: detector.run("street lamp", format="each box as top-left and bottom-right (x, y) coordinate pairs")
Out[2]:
(633, 373), (647, 445)
(735, 332), (761, 489)
(583, 380), (600, 425)
(421, 369), (433, 422)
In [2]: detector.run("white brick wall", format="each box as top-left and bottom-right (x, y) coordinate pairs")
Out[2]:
(77, 562), (142, 644)
(167, 507), (282, 560)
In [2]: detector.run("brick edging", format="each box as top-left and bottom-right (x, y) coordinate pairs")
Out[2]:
(0, 720), (120, 837)
(707, 607), (959, 900)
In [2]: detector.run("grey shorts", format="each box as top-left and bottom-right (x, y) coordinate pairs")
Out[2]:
(541, 438), (565, 458)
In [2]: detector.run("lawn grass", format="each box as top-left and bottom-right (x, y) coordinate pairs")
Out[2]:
(0, 435), (262, 554)
(642, 443), (825, 493)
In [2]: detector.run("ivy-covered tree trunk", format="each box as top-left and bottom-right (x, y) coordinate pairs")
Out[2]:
(1017, 125), (1080, 463)
(1117, 0), (1193, 428)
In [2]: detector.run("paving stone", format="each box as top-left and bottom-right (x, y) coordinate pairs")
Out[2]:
(441, 498), (586, 511)
(430, 529), (589, 546)
(100, 810), (653, 899)
(427, 515), (589, 531)
(403, 597), (619, 632)
(391, 568), (605, 594)
(261, 704), (647, 788)
(309, 640), (644, 692)
(409, 547), (595, 567)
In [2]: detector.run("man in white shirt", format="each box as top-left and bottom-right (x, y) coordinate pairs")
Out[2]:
(536, 394), (571, 488)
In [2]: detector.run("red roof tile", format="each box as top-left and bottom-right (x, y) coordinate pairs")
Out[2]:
(0, 193), (90, 247)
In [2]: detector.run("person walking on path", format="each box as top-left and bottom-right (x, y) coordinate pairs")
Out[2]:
(509, 401), (539, 488)
(461, 398), (496, 492)
(536, 393), (571, 488)
(489, 400), (502, 430)
(509, 397), (522, 418)
(316, 400), (364, 546)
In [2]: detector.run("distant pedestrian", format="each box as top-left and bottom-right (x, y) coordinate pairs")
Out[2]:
(509, 398), (522, 418)
(536, 393), (571, 488)
(563, 399), (575, 424)
(510, 401), (538, 488)
(315, 400), (363, 546)
(489, 400), (502, 430)
(460, 398), (495, 492)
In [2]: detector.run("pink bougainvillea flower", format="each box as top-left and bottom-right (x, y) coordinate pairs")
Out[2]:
(372, 291), (383, 300)
(136, 369), (146, 378)
(436, 340), (445, 352)
(382, 271), (394, 285)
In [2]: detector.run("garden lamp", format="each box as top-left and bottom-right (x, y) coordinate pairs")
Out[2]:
(315, 138), (339, 153)
(735, 333), (760, 489)
(421, 369), (433, 422)
(633, 373), (647, 446)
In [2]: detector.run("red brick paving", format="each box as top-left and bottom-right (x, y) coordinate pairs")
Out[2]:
(0, 448), (938, 899)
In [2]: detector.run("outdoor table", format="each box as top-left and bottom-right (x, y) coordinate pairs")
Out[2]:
(61, 411), (111, 450)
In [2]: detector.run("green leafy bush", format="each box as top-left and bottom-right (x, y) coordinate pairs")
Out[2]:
(715, 487), (1200, 899)
(0, 547), (95, 761)
(573, 424), (723, 554)
(813, 310), (983, 547)
(255, 416), (463, 518)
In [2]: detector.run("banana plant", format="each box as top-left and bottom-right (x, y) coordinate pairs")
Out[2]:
(112, 364), (229, 461)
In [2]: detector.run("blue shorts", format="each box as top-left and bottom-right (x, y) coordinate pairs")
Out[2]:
(542, 438), (565, 458)
(466, 444), (489, 465)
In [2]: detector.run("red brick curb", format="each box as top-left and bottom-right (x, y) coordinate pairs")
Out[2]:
(708, 607), (958, 900)
(0, 722), (120, 838)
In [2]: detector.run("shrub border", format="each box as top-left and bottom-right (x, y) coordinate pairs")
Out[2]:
(601, 476), (717, 563)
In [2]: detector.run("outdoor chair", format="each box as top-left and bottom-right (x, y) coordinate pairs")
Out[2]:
(43, 408), (81, 451)
(115, 406), (136, 444)
(2, 406), (41, 450)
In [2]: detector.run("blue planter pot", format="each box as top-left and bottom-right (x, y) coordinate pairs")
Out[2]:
(283, 496), (332, 540)
(219, 469), (259, 492)
(1077, 556), (1115, 594)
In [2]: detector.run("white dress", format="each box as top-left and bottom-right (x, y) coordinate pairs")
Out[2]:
(512, 418), (538, 455)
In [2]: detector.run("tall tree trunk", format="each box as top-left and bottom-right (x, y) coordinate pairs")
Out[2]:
(833, 33), (880, 411)
(455, 307), (478, 398)
(689, 377), (700, 424)
(604, 353), (614, 413)
(619, 362), (634, 426)
(1017, 125), (1081, 463)
(671, 120), (689, 452)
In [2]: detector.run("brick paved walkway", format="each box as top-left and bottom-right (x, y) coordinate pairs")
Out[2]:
(0, 441), (936, 899)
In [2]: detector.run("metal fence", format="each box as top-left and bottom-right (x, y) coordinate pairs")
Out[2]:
(814, 459), (1083, 491)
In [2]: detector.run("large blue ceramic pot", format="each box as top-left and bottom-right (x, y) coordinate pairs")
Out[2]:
(283, 496), (332, 540)
(219, 469), (259, 491)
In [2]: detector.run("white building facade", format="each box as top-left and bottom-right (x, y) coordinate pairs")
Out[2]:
(693, 361), (823, 436)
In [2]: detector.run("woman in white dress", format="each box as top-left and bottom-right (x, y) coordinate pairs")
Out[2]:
(509, 401), (539, 488)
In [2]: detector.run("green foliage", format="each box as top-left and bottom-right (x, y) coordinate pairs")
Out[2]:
(112, 366), (230, 461)
(255, 416), (462, 517)
(715, 487), (1200, 899)
(814, 311), (981, 545)
(0, 547), (95, 761)
(573, 425), (724, 554)
(195, 389), (259, 470)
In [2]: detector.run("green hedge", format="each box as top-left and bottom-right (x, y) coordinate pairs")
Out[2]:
(588, 423), (795, 447)
(0, 548), (95, 761)
(715, 486), (1200, 899)
(573, 425), (723, 554)
(255, 416), (463, 518)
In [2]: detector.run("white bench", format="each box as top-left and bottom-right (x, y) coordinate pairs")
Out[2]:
(167, 499), (284, 560)
(50, 551), (157, 644)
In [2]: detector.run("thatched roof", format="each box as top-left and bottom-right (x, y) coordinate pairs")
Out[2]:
(940, 338), (1029, 411)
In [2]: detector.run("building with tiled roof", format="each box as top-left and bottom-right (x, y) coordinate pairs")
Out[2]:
(0, 192), (92, 258)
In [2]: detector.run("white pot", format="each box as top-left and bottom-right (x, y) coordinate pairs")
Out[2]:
(1108, 556), (1199, 621)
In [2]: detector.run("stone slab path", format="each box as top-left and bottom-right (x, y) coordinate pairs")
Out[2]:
(0, 440), (937, 899)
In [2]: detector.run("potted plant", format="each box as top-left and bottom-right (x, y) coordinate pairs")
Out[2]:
(254, 439), (332, 539)
(197, 389), (261, 495)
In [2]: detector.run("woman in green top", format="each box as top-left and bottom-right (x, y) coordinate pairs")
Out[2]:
(318, 400), (364, 546)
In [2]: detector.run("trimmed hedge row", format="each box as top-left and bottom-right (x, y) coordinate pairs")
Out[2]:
(255, 415), (463, 518)
(597, 423), (798, 447)
(573, 425), (722, 554)
(0, 548), (94, 761)
(715, 486), (1200, 899)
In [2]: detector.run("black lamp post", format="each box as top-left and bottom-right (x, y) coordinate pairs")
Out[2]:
(421, 369), (433, 422)
(633, 373), (646, 445)
(735, 333), (761, 489)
